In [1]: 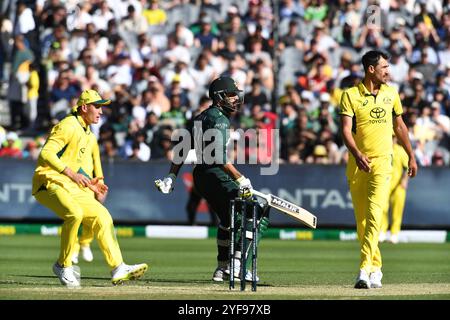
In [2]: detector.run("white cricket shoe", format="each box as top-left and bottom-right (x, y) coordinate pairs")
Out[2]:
(212, 267), (226, 282)
(390, 233), (399, 244)
(370, 270), (383, 288)
(354, 269), (371, 289)
(52, 262), (80, 287)
(71, 252), (79, 264)
(379, 231), (387, 243)
(224, 258), (241, 278)
(111, 263), (148, 285)
(244, 270), (260, 282)
(81, 245), (94, 262)
(223, 260), (260, 282)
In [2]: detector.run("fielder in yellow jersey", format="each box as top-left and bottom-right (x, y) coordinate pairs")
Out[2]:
(340, 51), (417, 289)
(380, 138), (409, 244)
(32, 89), (148, 287)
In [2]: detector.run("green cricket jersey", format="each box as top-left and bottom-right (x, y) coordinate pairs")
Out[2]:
(191, 106), (238, 200)
(191, 105), (230, 168)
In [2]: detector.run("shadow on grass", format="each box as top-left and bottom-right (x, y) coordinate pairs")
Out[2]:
(142, 278), (275, 287)
(3, 275), (276, 289)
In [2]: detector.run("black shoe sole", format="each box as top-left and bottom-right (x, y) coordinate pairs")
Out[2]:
(354, 280), (370, 289)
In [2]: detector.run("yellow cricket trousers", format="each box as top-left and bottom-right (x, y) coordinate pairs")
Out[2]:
(71, 224), (95, 258)
(346, 155), (392, 273)
(34, 182), (123, 269)
(381, 184), (407, 235)
(77, 224), (94, 247)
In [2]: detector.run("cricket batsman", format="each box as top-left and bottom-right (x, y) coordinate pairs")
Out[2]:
(155, 76), (269, 282)
(32, 89), (148, 287)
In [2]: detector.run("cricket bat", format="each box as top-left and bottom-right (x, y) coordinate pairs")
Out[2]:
(252, 190), (317, 229)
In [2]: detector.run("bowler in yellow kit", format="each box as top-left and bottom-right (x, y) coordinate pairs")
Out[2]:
(380, 138), (410, 244)
(32, 89), (148, 287)
(340, 51), (417, 289)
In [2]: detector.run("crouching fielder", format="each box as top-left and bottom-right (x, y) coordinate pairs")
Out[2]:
(32, 89), (148, 287)
(155, 77), (269, 282)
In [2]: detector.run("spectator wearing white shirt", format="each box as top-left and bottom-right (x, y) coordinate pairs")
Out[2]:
(16, 2), (35, 35)
(124, 129), (151, 161)
(132, 103), (148, 129)
(438, 38), (450, 67)
(430, 101), (450, 139)
(16, 1), (37, 56)
(414, 139), (432, 166)
(163, 61), (195, 91)
(119, 4), (149, 36)
(107, 53), (133, 87)
(245, 37), (272, 69)
(411, 43), (439, 66)
(310, 22), (338, 55)
(106, 0), (137, 20)
(85, 33), (109, 66)
(389, 48), (410, 86)
(189, 53), (216, 91)
(80, 64), (111, 94)
(143, 81), (171, 116)
(129, 34), (152, 69)
(172, 22), (194, 48)
(92, 1), (115, 31)
(162, 35), (191, 68)
(202, 47), (227, 76)
(67, 1), (93, 31)
(223, 57), (247, 92)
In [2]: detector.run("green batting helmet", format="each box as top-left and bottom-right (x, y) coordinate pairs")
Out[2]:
(208, 76), (244, 113)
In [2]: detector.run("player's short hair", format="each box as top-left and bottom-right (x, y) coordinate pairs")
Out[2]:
(361, 50), (389, 72)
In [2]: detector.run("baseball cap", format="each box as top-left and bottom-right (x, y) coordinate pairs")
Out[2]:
(227, 5), (238, 15)
(201, 16), (212, 24)
(301, 90), (314, 101)
(395, 17), (406, 27)
(76, 89), (111, 107)
(412, 72), (424, 81)
(314, 21), (325, 29)
(6, 131), (18, 141)
(431, 101), (441, 109)
(320, 92), (331, 102)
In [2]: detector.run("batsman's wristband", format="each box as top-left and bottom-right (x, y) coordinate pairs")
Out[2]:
(236, 176), (247, 185)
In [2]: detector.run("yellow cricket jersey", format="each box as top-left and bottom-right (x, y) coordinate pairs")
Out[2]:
(392, 142), (408, 186)
(142, 9), (167, 25)
(340, 82), (403, 157)
(32, 112), (103, 195)
(27, 70), (39, 99)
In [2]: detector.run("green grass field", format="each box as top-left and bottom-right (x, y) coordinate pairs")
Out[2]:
(0, 235), (449, 300)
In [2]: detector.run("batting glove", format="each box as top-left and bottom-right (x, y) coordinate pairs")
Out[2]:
(155, 173), (176, 194)
(236, 176), (253, 199)
(259, 217), (270, 233)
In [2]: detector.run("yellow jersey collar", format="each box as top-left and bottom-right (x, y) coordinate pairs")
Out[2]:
(73, 112), (91, 133)
(358, 81), (387, 96)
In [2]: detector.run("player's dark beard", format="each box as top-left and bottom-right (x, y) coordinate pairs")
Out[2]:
(217, 98), (242, 116)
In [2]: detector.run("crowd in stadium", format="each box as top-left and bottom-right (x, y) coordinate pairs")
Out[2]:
(0, 0), (449, 166)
